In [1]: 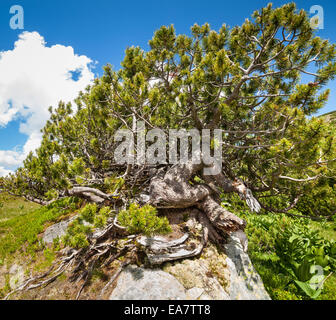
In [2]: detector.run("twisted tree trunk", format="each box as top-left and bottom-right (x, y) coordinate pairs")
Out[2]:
(148, 161), (249, 233)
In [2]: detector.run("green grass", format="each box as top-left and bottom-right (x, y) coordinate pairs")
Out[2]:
(318, 275), (336, 300)
(0, 193), (80, 262)
(0, 193), (40, 222)
(236, 211), (336, 300)
(310, 220), (336, 242)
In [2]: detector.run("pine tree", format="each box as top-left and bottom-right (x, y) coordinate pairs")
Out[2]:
(2, 4), (336, 289)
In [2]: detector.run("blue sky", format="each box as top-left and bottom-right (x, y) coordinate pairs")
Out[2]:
(0, 0), (335, 175)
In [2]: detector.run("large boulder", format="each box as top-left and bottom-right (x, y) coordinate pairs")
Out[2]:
(163, 246), (231, 300)
(109, 231), (270, 300)
(109, 265), (187, 300)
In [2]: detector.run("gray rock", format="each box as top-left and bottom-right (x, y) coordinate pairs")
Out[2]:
(8, 264), (25, 289)
(109, 265), (187, 300)
(186, 287), (206, 299)
(164, 257), (230, 300)
(224, 231), (271, 300)
(109, 230), (271, 301)
(42, 217), (75, 244)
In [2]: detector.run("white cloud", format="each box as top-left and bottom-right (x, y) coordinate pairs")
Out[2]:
(0, 31), (95, 177)
(0, 150), (24, 168)
(0, 166), (13, 177)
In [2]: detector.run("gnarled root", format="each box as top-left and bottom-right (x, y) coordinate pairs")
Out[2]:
(3, 161), (255, 299)
(3, 221), (134, 300)
(197, 195), (246, 232)
(148, 162), (246, 234)
(138, 222), (208, 265)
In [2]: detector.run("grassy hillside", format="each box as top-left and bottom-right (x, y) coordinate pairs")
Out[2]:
(320, 110), (336, 123)
(0, 193), (79, 263)
(0, 193), (40, 222)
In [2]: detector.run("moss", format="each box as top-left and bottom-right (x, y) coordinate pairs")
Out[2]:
(0, 274), (11, 299)
(34, 248), (56, 272)
(164, 259), (205, 289)
(91, 267), (108, 282)
(202, 245), (229, 290)
(272, 288), (302, 300)
(58, 273), (67, 282)
(163, 244), (230, 299)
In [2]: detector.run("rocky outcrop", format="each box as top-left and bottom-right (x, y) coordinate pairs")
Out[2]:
(162, 244), (231, 300)
(224, 231), (271, 300)
(2, 264), (25, 290)
(2, 223), (270, 300)
(42, 217), (76, 244)
(109, 231), (270, 300)
(37, 208), (270, 300)
(109, 265), (187, 300)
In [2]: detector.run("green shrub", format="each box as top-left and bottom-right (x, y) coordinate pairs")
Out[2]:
(63, 218), (92, 249)
(274, 222), (336, 298)
(63, 204), (113, 249)
(94, 206), (112, 228)
(64, 231), (90, 249)
(79, 203), (97, 224)
(63, 203), (171, 248)
(118, 203), (171, 236)
(296, 182), (336, 217)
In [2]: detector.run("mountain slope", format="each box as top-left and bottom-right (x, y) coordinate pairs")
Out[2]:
(320, 110), (336, 123)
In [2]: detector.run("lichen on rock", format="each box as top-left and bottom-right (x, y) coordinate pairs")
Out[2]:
(163, 244), (231, 300)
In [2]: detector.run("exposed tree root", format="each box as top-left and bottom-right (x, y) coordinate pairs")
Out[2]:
(4, 259), (71, 300)
(137, 233), (190, 250)
(3, 161), (260, 300)
(139, 224), (208, 265)
(3, 221), (134, 300)
(197, 195), (246, 232)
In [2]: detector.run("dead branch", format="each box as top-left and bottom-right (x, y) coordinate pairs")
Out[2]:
(67, 187), (118, 204)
